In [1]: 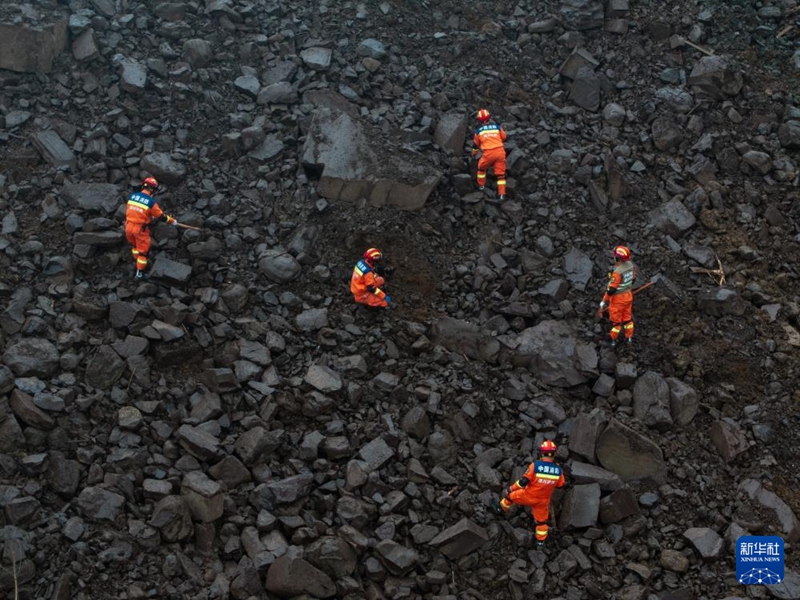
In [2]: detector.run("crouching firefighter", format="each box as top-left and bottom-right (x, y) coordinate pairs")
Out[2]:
(350, 248), (392, 308)
(124, 177), (177, 279)
(492, 440), (565, 546)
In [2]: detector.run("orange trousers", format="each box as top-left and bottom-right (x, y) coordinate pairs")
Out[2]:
(477, 149), (507, 196)
(354, 293), (389, 308)
(608, 292), (634, 340)
(499, 496), (552, 542)
(125, 223), (151, 272)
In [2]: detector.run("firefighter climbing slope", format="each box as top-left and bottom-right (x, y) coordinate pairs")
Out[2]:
(597, 245), (637, 346)
(124, 177), (177, 279)
(470, 109), (508, 200)
(493, 440), (565, 546)
(351, 248), (392, 308)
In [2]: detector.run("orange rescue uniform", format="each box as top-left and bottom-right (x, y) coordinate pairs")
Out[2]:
(124, 190), (175, 272)
(472, 122), (508, 196)
(350, 258), (388, 308)
(602, 260), (637, 341)
(499, 458), (565, 543)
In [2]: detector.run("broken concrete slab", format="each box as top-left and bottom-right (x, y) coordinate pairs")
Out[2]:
(0, 19), (68, 73)
(301, 107), (441, 211)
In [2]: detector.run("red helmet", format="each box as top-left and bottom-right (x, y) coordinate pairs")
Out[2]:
(613, 246), (631, 261)
(142, 177), (159, 193)
(476, 108), (491, 122)
(540, 440), (557, 455)
(364, 248), (382, 262)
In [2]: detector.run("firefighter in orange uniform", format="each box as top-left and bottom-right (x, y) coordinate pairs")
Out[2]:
(124, 177), (177, 279)
(471, 108), (508, 200)
(493, 440), (565, 546)
(351, 248), (392, 308)
(597, 245), (637, 346)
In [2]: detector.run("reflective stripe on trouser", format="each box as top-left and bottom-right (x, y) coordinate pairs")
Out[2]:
(535, 521), (549, 542)
(477, 172), (487, 185)
(609, 325), (622, 340)
(497, 179), (507, 195)
(623, 321), (634, 339)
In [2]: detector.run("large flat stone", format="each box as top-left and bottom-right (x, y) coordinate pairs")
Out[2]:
(149, 258), (192, 284)
(31, 130), (76, 170)
(0, 19), (68, 73)
(301, 107), (441, 211)
(503, 320), (598, 387)
(740, 479), (800, 542)
(560, 483), (601, 528)
(61, 183), (120, 214)
(429, 518), (489, 559)
(595, 418), (667, 486)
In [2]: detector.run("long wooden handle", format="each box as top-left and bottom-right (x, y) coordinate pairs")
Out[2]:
(176, 222), (202, 231)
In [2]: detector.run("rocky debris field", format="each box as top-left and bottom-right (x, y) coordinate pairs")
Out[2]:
(2, 0), (800, 599)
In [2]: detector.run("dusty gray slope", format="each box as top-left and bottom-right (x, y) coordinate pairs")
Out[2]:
(1, 0), (800, 599)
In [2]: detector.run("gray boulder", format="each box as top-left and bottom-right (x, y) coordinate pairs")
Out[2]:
(697, 287), (746, 317)
(570, 66), (601, 111)
(595, 419), (668, 485)
(301, 107), (440, 211)
(140, 152), (187, 185)
(559, 484), (601, 528)
(560, 0), (604, 30)
(648, 198), (696, 238)
(683, 527), (724, 560)
(504, 320), (598, 387)
(429, 518), (489, 559)
(61, 183), (120, 214)
(665, 378), (699, 426)
(688, 56), (743, 99)
(429, 318), (500, 363)
(632, 371), (674, 431)
(265, 554), (336, 598)
(258, 250), (301, 283)
(3, 338), (60, 377)
(76, 487), (125, 522)
(709, 419), (748, 463)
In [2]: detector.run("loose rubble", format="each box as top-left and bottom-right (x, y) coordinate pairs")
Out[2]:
(1, 0), (799, 599)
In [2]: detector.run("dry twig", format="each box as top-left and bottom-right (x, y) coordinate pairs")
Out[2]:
(690, 255), (726, 286)
(777, 25), (794, 39)
(12, 552), (19, 600)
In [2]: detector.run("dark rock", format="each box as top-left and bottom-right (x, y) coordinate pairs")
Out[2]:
(306, 536), (357, 578)
(560, 0), (604, 30)
(429, 318), (500, 363)
(652, 117), (683, 151)
(739, 479), (800, 542)
(140, 152), (187, 185)
(665, 378), (699, 426)
(683, 527), (723, 560)
(301, 107), (440, 211)
(559, 483), (601, 528)
(569, 461), (623, 491)
(506, 320), (598, 387)
(648, 199), (696, 238)
(61, 183), (119, 214)
(688, 56), (743, 99)
(632, 371), (673, 431)
(429, 518), (489, 559)
(599, 487), (640, 523)
(434, 112), (468, 155)
(697, 287), (746, 317)
(265, 554), (336, 598)
(258, 250), (301, 283)
(563, 247), (593, 291)
(376, 540), (420, 575)
(149, 258), (192, 284)
(181, 471), (224, 523)
(10, 390), (55, 430)
(257, 82), (298, 104)
(3, 338), (60, 378)
(0, 19), (68, 73)
(595, 419), (668, 485)
(709, 419), (748, 463)
(570, 67), (601, 112)
(76, 486), (125, 522)
(304, 365), (342, 393)
(85, 345), (125, 390)
(267, 473), (314, 504)
(359, 437), (394, 471)
(149, 496), (193, 542)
